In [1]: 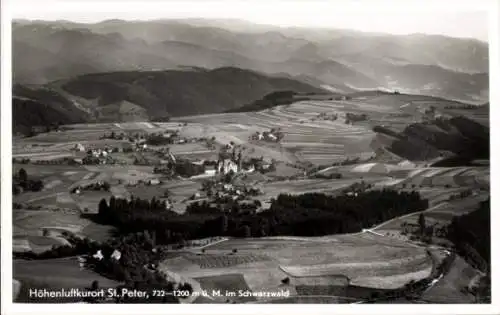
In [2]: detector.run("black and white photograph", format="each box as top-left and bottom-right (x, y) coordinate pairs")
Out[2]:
(1, 0), (498, 313)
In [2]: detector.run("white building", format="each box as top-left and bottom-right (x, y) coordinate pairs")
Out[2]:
(74, 143), (85, 152)
(218, 159), (239, 174)
(243, 165), (255, 173)
(149, 179), (161, 185)
(93, 250), (104, 261)
(204, 165), (216, 176)
(111, 249), (121, 261)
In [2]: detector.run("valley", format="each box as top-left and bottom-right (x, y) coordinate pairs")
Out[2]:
(12, 90), (490, 304)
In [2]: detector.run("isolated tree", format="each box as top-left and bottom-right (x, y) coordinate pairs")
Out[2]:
(98, 198), (109, 218)
(91, 280), (100, 291)
(243, 225), (251, 238)
(178, 282), (193, 296)
(18, 168), (28, 183)
(418, 213), (426, 236)
(220, 215), (229, 234)
(224, 171), (234, 183)
(163, 189), (171, 198)
(102, 182), (111, 192)
(30, 180), (44, 192)
(28, 127), (37, 137)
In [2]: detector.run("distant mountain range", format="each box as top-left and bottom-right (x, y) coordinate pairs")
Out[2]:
(13, 19), (489, 103)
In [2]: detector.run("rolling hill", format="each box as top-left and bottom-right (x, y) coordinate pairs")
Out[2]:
(12, 67), (326, 134)
(373, 116), (489, 163)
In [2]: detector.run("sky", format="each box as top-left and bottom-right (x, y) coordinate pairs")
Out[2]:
(9, 0), (492, 41)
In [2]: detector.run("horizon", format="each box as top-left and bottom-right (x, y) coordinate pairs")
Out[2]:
(12, 17), (490, 43)
(10, 0), (491, 42)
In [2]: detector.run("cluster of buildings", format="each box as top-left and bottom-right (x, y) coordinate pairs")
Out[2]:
(316, 112), (339, 121)
(197, 181), (263, 209)
(70, 180), (110, 194)
(81, 147), (115, 165)
(72, 142), (137, 165)
(250, 128), (284, 142)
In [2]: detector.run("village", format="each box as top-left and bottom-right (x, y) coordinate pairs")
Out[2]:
(31, 126), (281, 216)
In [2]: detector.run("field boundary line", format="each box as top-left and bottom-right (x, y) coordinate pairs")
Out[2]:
(196, 237), (230, 249)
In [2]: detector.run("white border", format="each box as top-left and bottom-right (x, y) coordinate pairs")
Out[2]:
(1, 0), (499, 314)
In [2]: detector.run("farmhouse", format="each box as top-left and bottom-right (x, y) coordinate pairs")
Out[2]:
(176, 139), (186, 144)
(252, 129), (283, 142)
(251, 132), (264, 141)
(111, 249), (121, 261)
(148, 179), (161, 186)
(93, 250), (104, 261)
(398, 160), (417, 169)
(258, 160), (272, 170)
(135, 143), (148, 151)
(74, 143), (86, 152)
(192, 160), (205, 166)
(243, 164), (255, 173)
(204, 165), (217, 176)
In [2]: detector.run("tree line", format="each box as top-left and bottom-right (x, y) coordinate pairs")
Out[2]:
(92, 189), (428, 244)
(446, 197), (490, 270)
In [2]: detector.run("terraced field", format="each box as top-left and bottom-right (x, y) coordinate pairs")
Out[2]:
(176, 100), (380, 165)
(159, 234), (433, 303)
(255, 176), (388, 200)
(184, 253), (272, 269)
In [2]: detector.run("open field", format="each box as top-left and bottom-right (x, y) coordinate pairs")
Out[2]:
(13, 209), (115, 244)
